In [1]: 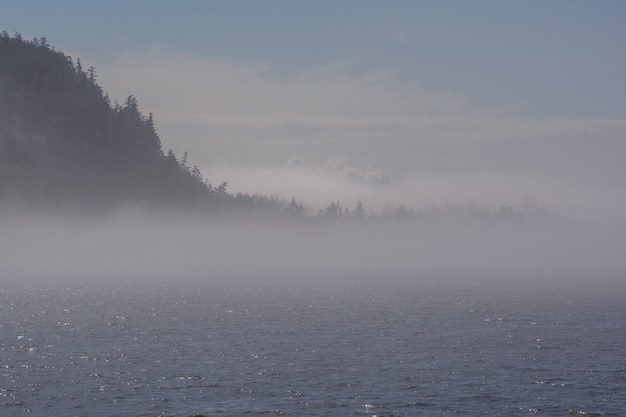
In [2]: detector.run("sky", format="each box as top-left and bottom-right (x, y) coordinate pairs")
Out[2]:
(2, 0), (626, 214)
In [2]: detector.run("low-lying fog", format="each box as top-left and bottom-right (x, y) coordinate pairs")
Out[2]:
(204, 159), (626, 220)
(2, 179), (625, 291)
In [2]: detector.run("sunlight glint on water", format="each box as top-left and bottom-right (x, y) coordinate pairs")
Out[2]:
(1, 280), (624, 416)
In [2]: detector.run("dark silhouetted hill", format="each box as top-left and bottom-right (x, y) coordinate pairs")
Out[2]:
(0, 32), (218, 212)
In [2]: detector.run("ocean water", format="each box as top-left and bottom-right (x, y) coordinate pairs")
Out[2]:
(1, 278), (624, 416)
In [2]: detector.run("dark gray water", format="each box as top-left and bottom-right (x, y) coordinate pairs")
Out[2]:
(1, 278), (624, 416)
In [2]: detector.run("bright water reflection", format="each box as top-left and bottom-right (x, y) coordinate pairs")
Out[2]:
(1, 279), (624, 416)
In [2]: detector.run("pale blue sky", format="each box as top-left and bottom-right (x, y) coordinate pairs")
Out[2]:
(2, 1), (625, 211)
(4, 1), (625, 118)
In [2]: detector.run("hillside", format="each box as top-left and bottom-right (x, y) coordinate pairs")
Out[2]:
(0, 32), (216, 212)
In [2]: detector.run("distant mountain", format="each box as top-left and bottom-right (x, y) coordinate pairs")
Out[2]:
(0, 32), (217, 212)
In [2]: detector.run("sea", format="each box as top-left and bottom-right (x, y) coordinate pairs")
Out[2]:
(1, 276), (624, 416)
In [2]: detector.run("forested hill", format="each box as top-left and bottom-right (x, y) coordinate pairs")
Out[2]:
(0, 32), (222, 212)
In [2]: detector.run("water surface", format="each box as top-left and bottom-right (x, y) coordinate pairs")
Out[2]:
(1, 278), (624, 416)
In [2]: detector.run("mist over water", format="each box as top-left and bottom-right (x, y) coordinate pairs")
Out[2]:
(2, 113), (625, 417)
(3, 125), (624, 417)
(2, 7), (626, 415)
(203, 158), (626, 220)
(2, 201), (625, 291)
(3, 202), (625, 416)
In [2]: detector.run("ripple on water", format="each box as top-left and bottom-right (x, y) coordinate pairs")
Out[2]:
(0, 282), (625, 416)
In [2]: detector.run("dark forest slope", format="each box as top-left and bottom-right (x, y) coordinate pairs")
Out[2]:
(0, 32), (218, 211)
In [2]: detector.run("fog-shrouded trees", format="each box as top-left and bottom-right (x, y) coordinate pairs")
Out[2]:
(0, 32), (216, 211)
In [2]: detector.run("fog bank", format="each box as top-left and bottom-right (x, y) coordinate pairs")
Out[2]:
(2, 208), (624, 289)
(203, 159), (626, 220)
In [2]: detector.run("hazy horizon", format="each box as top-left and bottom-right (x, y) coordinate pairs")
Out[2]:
(3, 7), (626, 417)
(2, 2), (626, 287)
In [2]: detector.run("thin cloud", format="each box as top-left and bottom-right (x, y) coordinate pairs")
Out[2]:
(202, 156), (626, 222)
(92, 46), (626, 166)
(94, 45), (626, 136)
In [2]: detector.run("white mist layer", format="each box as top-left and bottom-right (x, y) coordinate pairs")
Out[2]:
(2, 208), (625, 288)
(202, 162), (626, 220)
